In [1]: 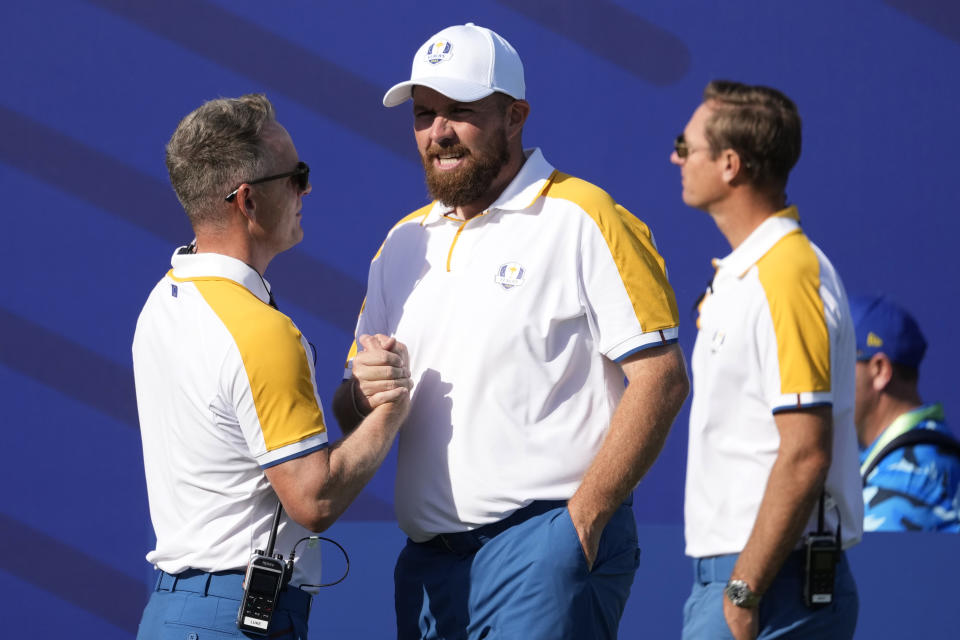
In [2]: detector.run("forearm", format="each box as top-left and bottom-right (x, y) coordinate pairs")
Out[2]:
(569, 345), (689, 533)
(332, 378), (365, 436)
(732, 410), (831, 594)
(267, 398), (407, 532)
(312, 403), (403, 525)
(268, 335), (411, 531)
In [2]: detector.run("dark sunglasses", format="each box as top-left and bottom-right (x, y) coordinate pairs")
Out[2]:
(674, 135), (739, 166)
(673, 134), (693, 159)
(224, 161), (310, 202)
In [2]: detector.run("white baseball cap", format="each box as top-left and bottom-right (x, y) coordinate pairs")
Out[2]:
(382, 23), (525, 108)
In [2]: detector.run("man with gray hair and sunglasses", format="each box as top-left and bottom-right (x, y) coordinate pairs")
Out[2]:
(333, 24), (689, 639)
(133, 94), (412, 639)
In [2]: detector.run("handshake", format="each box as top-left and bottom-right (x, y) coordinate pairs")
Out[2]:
(349, 333), (414, 421)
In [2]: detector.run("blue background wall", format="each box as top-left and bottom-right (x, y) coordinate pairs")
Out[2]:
(2, 1), (957, 637)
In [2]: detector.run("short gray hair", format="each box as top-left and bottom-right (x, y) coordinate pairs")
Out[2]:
(165, 94), (277, 227)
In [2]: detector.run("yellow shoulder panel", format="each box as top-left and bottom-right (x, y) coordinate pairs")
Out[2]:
(371, 203), (434, 263)
(195, 280), (326, 451)
(542, 173), (679, 331)
(756, 230), (831, 394)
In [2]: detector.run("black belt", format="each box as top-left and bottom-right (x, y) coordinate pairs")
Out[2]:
(156, 569), (311, 616)
(420, 500), (569, 554)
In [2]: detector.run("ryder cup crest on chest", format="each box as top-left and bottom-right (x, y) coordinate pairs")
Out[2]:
(495, 262), (527, 290)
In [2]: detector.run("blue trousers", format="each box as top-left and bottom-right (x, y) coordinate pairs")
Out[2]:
(395, 499), (641, 640)
(137, 569), (311, 640)
(682, 551), (858, 639)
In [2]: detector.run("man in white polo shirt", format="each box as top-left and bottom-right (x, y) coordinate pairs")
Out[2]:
(133, 94), (412, 639)
(332, 24), (689, 639)
(672, 81), (863, 639)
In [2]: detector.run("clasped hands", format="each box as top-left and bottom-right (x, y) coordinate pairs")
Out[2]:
(351, 333), (414, 416)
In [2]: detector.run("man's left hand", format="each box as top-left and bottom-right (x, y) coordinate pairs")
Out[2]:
(563, 344), (689, 572)
(566, 498), (605, 570)
(723, 596), (759, 640)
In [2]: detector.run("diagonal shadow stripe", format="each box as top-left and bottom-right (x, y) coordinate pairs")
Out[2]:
(0, 306), (392, 520)
(885, 0), (960, 45)
(85, 0), (412, 160)
(496, 0), (690, 86)
(0, 307), (139, 428)
(0, 106), (363, 333)
(0, 511), (144, 633)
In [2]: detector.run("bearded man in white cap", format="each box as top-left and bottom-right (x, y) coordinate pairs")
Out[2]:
(332, 24), (689, 639)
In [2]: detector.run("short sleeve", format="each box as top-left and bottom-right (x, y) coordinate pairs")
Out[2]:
(754, 232), (833, 413)
(197, 280), (328, 468)
(540, 173), (679, 362)
(579, 202), (680, 361)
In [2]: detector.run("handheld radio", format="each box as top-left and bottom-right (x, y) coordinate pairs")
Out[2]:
(803, 493), (839, 608)
(237, 502), (289, 635)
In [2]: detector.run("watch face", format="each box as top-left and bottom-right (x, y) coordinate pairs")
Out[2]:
(725, 580), (759, 608)
(725, 582), (742, 602)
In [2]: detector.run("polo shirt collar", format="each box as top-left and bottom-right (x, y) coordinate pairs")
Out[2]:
(420, 148), (555, 225)
(170, 248), (273, 305)
(714, 205), (801, 280)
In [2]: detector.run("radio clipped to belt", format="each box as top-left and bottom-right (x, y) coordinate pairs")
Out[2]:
(803, 492), (841, 608)
(236, 500), (352, 635)
(237, 501), (290, 635)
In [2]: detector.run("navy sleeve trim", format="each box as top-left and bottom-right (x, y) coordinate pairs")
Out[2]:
(260, 442), (329, 469)
(614, 337), (679, 363)
(771, 401), (832, 415)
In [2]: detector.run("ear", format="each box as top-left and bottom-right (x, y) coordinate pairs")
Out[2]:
(505, 99), (530, 141)
(720, 149), (744, 184)
(231, 184), (258, 226)
(869, 353), (894, 392)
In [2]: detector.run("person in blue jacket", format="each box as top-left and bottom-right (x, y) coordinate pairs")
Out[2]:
(852, 294), (960, 532)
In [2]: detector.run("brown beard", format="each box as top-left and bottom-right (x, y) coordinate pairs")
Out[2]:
(421, 128), (510, 207)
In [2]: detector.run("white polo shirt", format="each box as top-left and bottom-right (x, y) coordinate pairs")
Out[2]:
(133, 251), (328, 587)
(349, 149), (680, 542)
(684, 208), (864, 558)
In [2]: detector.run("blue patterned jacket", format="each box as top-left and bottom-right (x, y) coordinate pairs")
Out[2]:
(860, 404), (960, 532)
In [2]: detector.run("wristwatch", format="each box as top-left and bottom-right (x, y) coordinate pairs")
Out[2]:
(724, 579), (761, 608)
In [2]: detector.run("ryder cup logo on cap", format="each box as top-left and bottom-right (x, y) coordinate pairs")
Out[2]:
(849, 294), (928, 369)
(425, 40), (453, 64)
(383, 23), (525, 107)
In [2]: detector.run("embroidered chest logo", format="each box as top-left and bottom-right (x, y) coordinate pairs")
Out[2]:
(425, 40), (453, 64)
(494, 262), (526, 290)
(710, 329), (726, 352)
